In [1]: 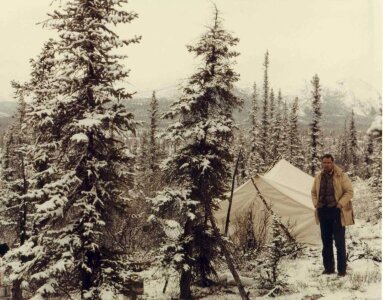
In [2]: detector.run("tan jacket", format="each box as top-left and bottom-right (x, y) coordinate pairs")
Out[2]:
(311, 164), (355, 226)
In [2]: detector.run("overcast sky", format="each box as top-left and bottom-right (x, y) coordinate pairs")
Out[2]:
(0, 0), (381, 100)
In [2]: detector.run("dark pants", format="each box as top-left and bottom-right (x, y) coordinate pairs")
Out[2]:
(317, 207), (346, 273)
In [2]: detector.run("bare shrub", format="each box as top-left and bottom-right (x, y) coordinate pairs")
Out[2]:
(347, 238), (381, 263)
(230, 204), (271, 264)
(349, 269), (381, 290)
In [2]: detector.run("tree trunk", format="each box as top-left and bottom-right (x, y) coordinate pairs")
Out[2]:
(12, 279), (23, 300)
(81, 259), (92, 300)
(180, 219), (193, 299)
(81, 249), (101, 300)
(180, 269), (192, 300)
(225, 149), (242, 236)
(207, 209), (250, 300)
(12, 153), (28, 300)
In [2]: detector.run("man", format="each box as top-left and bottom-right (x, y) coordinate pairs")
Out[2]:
(311, 154), (354, 277)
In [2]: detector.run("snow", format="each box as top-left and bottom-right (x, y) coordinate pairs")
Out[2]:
(323, 77), (381, 117)
(77, 118), (102, 128)
(142, 177), (381, 299)
(163, 220), (182, 240)
(200, 157), (210, 173)
(100, 289), (116, 300)
(367, 115), (382, 136)
(187, 212), (196, 220)
(70, 132), (89, 143)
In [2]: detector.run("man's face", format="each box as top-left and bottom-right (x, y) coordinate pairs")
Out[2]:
(322, 157), (333, 172)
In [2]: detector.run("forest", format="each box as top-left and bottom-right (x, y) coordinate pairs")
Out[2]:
(0, 1), (381, 299)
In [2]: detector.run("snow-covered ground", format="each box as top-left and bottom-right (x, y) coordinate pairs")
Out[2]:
(141, 178), (381, 299)
(1, 180), (379, 300)
(140, 219), (381, 299)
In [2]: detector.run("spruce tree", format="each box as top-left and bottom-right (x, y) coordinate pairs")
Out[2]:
(0, 84), (31, 300)
(2, 42), (60, 300)
(337, 118), (350, 170)
(144, 91), (164, 196)
(136, 130), (151, 188)
(366, 112), (382, 188)
(248, 82), (263, 175)
(4, 1), (141, 299)
(257, 215), (288, 294)
(348, 110), (359, 176)
(271, 89), (284, 163)
(279, 100), (289, 159)
(260, 51), (270, 169)
(268, 88), (276, 162)
(149, 91), (160, 173)
(309, 74), (322, 176)
(150, 7), (248, 299)
(370, 137), (382, 188)
(269, 88), (275, 122)
(363, 135), (374, 179)
(364, 113), (382, 220)
(288, 97), (305, 169)
(234, 129), (248, 186)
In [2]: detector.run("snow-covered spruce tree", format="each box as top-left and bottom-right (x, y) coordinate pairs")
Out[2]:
(348, 110), (359, 176)
(362, 134), (374, 179)
(256, 215), (288, 294)
(248, 82), (263, 175)
(337, 118), (350, 170)
(268, 88), (277, 163)
(288, 97), (305, 169)
(138, 91), (164, 197)
(366, 113), (382, 189)
(2, 40), (63, 300)
(0, 84), (31, 300)
(136, 126), (163, 198)
(270, 89), (284, 163)
(326, 132), (338, 159)
(269, 88), (275, 123)
(309, 74), (322, 176)
(149, 91), (160, 173)
(4, 1), (141, 299)
(150, 8), (248, 299)
(136, 130), (150, 179)
(260, 51), (270, 170)
(278, 100), (289, 160)
(361, 113), (382, 221)
(232, 129), (248, 186)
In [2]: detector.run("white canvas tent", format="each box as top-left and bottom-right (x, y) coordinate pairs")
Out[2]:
(215, 159), (321, 246)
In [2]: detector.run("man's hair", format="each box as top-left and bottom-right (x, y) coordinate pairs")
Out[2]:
(321, 154), (334, 162)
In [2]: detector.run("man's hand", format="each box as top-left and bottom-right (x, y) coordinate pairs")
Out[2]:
(336, 203), (342, 209)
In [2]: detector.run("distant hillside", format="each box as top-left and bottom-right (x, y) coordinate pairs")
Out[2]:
(129, 79), (380, 132)
(298, 78), (381, 130)
(0, 78), (380, 136)
(0, 100), (17, 137)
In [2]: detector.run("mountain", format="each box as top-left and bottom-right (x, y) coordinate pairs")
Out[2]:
(298, 78), (381, 130)
(131, 78), (380, 131)
(135, 84), (183, 99)
(0, 78), (380, 136)
(0, 100), (17, 136)
(129, 85), (252, 130)
(0, 100), (17, 116)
